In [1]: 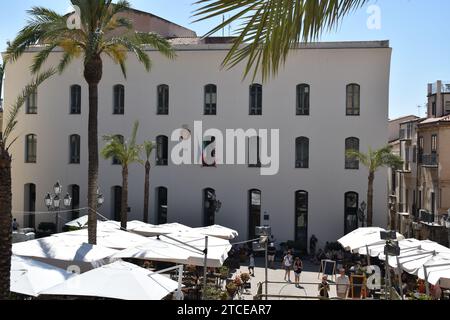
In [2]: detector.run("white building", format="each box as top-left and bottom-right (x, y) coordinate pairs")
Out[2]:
(2, 10), (391, 250)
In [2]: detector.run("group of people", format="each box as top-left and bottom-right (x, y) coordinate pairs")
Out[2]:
(281, 250), (304, 288)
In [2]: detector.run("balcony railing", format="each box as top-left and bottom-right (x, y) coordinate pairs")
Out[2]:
(421, 153), (438, 167)
(431, 82), (450, 94)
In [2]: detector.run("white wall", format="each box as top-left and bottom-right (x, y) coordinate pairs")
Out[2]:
(4, 42), (391, 248)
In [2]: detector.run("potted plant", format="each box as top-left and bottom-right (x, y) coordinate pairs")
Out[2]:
(219, 266), (230, 280)
(240, 273), (251, 284)
(226, 282), (237, 298)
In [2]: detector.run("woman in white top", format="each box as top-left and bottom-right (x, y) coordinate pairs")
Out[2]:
(283, 251), (293, 282)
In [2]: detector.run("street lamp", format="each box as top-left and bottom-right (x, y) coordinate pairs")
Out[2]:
(44, 181), (72, 233)
(358, 201), (367, 228)
(96, 188), (105, 209)
(254, 226), (271, 300)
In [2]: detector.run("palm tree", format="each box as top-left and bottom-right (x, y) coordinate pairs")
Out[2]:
(346, 146), (403, 227)
(5, 0), (174, 244)
(0, 69), (55, 300)
(101, 121), (142, 230)
(142, 141), (155, 224)
(194, 0), (368, 80)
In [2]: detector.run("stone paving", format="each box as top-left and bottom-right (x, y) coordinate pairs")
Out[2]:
(231, 257), (339, 300)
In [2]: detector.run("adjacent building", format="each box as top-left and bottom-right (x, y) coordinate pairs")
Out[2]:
(2, 9), (392, 249)
(390, 81), (450, 246)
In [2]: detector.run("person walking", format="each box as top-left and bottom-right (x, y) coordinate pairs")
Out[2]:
(293, 257), (303, 288)
(336, 268), (350, 299)
(282, 250), (293, 282)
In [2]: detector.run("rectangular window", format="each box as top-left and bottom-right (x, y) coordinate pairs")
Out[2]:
(249, 84), (262, 115)
(248, 136), (261, 167)
(432, 102), (436, 116)
(431, 134), (438, 153)
(70, 85), (81, 114)
(431, 192), (436, 214)
(70, 135), (81, 164)
(346, 84), (360, 116)
(113, 85), (125, 115)
(26, 90), (38, 114)
(25, 135), (37, 163)
(157, 85), (169, 115)
(204, 85), (217, 115)
(445, 101), (450, 115)
(296, 84), (310, 116)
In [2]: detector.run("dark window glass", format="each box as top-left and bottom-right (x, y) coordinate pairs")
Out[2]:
(204, 84), (217, 115)
(203, 188), (216, 226)
(248, 189), (261, 240)
(345, 192), (359, 234)
(26, 89), (38, 114)
(295, 191), (308, 252)
(297, 84), (310, 116)
(346, 84), (360, 116)
(157, 85), (169, 115)
(156, 136), (169, 166)
(248, 136), (261, 168)
(70, 85), (81, 114)
(296, 137), (309, 168)
(113, 85), (125, 115)
(157, 187), (168, 224)
(345, 137), (360, 169)
(25, 134), (37, 163)
(69, 134), (81, 164)
(249, 84), (262, 115)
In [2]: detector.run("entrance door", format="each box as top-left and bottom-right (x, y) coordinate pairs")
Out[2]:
(112, 186), (122, 222)
(295, 191), (308, 253)
(345, 192), (359, 235)
(25, 184), (36, 229)
(248, 189), (261, 240)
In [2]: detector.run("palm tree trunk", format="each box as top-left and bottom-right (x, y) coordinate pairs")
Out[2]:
(0, 147), (12, 300)
(121, 165), (129, 230)
(367, 171), (375, 227)
(84, 56), (103, 245)
(143, 161), (150, 223)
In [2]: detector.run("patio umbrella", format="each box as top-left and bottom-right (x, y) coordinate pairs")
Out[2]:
(52, 222), (149, 250)
(417, 254), (450, 285)
(13, 237), (118, 272)
(11, 256), (75, 297)
(113, 233), (232, 268)
(41, 261), (179, 300)
(358, 238), (422, 257)
(65, 215), (89, 228)
(192, 225), (239, 240)
(338, 227), (404, 251)
(128, 223), (194, 237)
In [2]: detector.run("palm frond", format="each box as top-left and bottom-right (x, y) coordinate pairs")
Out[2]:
(144, 141), (155, 161)
(194, 0), (368, 81)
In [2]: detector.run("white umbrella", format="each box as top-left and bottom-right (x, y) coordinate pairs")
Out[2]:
(338, 227), (404, 251)
(13, 237), (118, 272)
(127, 222), (194, 237)
(193, 225), (239, 240)
(358, 238), (422, 257)
(41, 261), (179, 300)
(113, 233), (231, 268)
(417, 254), (450, 285)
(65, 215), (89, 228)
(11, 256), (75, 297)
(52, 223), (149, 250)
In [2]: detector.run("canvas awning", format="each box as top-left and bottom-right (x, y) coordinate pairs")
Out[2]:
(41, 261), (179, 300)
(192, 225), (239, 240)
(338, 227), (404, 252)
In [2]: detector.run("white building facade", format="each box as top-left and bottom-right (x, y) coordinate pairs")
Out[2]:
(3, 16), (391, 250)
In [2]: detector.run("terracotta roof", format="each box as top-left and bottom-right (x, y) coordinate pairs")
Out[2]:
(419, 115), (450, 125)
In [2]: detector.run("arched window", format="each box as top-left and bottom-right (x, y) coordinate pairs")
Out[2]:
(157, 85), (169, 115)
(345, 137), (360, 170)
(295, 191), (308, 252)
(345, 192), (359, 234)
(204, 84), (217, 115)
(249, 84), (262, 115)
(24, 183), (36, 229)
(248, 189), (261, 240)
(112, 186), (122, 222)
(156, 135), (169, 166)
(69, 134), (81, 164)
(296, 84), (310, 116)
(70, 85), (81, 114)
(203, 188), (216, 226)
(113, 85), (125, 114)
(26, 89), (38, 114)
(156, 187), (168, 224)
(346, 84), (360, 116)
(296, 137), (309, 169)
(25, 134), (37, 163)
(112, 135), (124, 165)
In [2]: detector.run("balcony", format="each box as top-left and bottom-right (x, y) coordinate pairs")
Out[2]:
(421, 153), (438, 167)
(399, 128), (412, 141)
(431, 82), (450, 95)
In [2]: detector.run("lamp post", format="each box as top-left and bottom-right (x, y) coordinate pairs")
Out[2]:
(255, 226), (271, 300)
(358, 201), (367, 228)
(44, 181), (72, 233)
(96, 188), (105, 209)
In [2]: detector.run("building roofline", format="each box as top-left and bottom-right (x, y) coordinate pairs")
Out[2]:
(388, 115), (419, 123)
(6, 40), (391, 56)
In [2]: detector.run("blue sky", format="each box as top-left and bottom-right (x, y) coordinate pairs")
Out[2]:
(1, 0), (450, 119)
